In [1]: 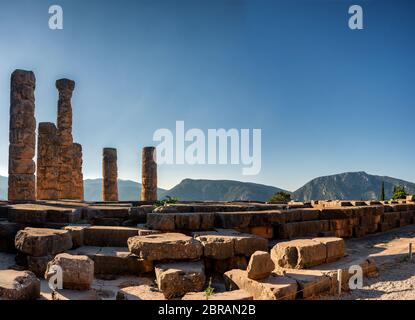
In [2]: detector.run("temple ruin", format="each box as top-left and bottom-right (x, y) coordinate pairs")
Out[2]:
(1, 69), (415, 301)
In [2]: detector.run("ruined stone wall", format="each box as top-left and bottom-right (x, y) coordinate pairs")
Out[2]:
(102, 148), (118, 202)
(8, 70), (36, 201)
(72, 143), (84, 201)
(36, 122), (59, 200)
(56, 79), (76, 200)
(141, 147), (157, 201)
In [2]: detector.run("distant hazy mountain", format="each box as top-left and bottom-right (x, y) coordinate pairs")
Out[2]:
(293, 171), (415, 201)
(0, 172), (414, 202)
(160, 179), (287, 202)
(84, 179), (166, 201)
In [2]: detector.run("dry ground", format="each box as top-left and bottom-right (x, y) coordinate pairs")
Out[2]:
(323, 259), (415, 300)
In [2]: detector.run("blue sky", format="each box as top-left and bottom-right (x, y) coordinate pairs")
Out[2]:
(0, 0), (414, 191)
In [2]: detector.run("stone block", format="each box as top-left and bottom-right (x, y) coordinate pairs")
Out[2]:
(271, 239), (327, 269)
(147, 213), (175, 231)
(15, 227), (73, 257)
(83, 226), (139, 247)
(63, 225), (89, 248)
(45, 253), (94, 290)
(224, 269), (297, 300)
(128, 233), (203, 261)
(116, 285), (165, 300)
(69, 246), (153, 275)
(155, 261), (206, 299)
(282, 269), (334, 299)
(247, 251), (275, 280)
(312, 237), (345, 263)
(182, 289), (253, 300)
(0, 270), (40, 300)
(195, 234), (234, 260)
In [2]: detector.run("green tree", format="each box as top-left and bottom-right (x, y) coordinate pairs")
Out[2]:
(392, 185), (407, 200)
(380, 181), (385, 201)
(269, 191), (291, 203)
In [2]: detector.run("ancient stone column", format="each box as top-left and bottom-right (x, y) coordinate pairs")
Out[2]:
(8, 70), (36, 201)
(102, 148), (118, 202)
(141, 147), (157, 201)
(56, 79), (75, 199)
(36, 122), (59, 200)
(72, 143), (84, 201)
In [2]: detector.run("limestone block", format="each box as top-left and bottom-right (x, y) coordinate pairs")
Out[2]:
(116, 285), (165, 300)
(271, 239), (327, 269)
(247, 251), (275, 280)
(182, 289), (253, 300)
(15, 227), (73, 257)
(45, 253), (94, 290)
(312, 237), (345, 263)
(0, 270), (40, 300)
(224, 269), (297, 300)
(128, 233), (203, 261)
(155, 261), (206, 299)
(83, 226), (139, 247)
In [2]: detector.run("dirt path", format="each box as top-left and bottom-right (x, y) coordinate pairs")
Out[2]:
(328, 260), (415, 300)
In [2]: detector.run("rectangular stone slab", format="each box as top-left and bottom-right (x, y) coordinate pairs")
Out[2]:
(281, 269), (333, 299)
(224, 269), (297, 300)
(182, 289), (253, 300)
(15, 227), (73, 257)
(0, 270), (40, 300)
(83, 226), (139, 247)
(271, 239), (327, 269)
(312, 237), (345, 263)
(68, 246), (153, 275)
(116, 285), (166, 300)
(128, 233), (203, 261)
(155, 261), (206, 299)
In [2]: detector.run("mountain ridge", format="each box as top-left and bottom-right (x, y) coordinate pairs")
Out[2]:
(0, 172), (414, 202)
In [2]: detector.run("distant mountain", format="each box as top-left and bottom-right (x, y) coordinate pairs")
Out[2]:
(0, 172), (414, 202)
(160, 179), (287, 202)
(293, 171), (415, 201)
(0, 177), (166, 201)
(84, 179), (166, 201)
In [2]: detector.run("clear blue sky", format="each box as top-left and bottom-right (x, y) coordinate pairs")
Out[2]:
(0, 0), (414, 191)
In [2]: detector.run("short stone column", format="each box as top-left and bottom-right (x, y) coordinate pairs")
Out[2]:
(36, 122), (59, 200)
(102, 148), (118, 202)
(141, 147), (157, 201)
(72, 143), (84, 201)
(8, 70), (36, 201)
(56, 79), (75, 199)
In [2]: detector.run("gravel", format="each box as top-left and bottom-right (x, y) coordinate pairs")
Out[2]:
(324, 260), (415, 300)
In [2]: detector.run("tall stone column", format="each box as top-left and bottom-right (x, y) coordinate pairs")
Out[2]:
(8, 70), (36, 201)
(36, 122), (59, 200)
(141, 147), (157, 201)
(72, 143), (84, 201)
(56, 79), (75, 200)
(102, 148), (118, 202)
